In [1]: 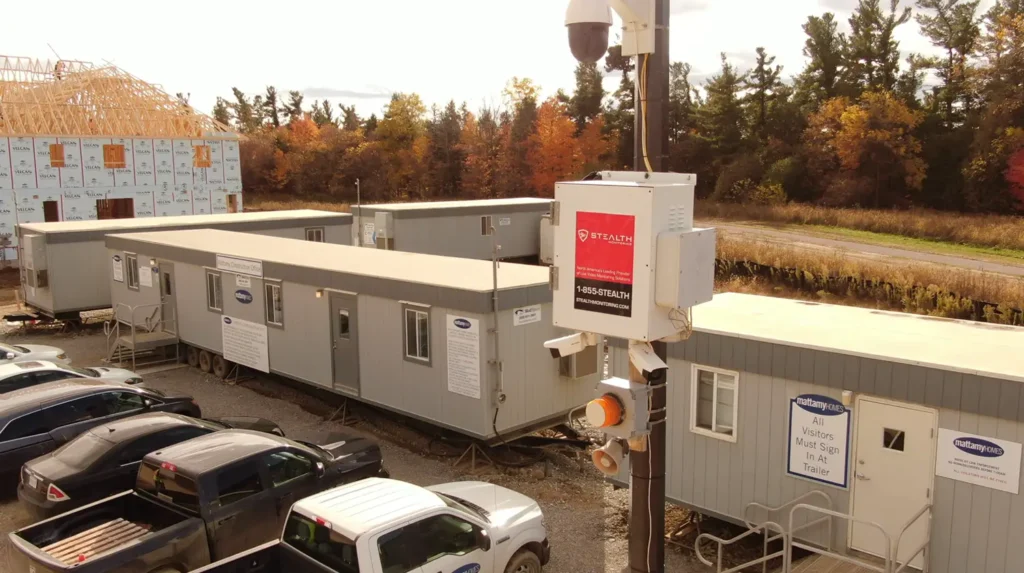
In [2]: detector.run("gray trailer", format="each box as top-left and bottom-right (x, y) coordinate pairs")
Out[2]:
(104, 229), (599, 442)
(14, 210), (352, 321)
(609, 293), (1024, 573)
(351, 198), (553, 262)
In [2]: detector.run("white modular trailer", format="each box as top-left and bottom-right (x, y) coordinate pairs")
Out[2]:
(351, 198), (553, 262)
(0, 136), (244, 264)
(608, 293), (1024, 573)
(18, 210), (352, 319)
(105, 229), (599, 442)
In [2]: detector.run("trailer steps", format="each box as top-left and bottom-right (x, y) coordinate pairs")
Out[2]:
(105, 303), (180, 371)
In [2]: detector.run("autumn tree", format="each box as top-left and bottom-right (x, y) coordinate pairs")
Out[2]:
(377, 93), (428, 199)
(805, 92), (926, 207)
(528, 99), (581, 196)
(461, 108), (503, 198)
(1008, 147), (1024, 206)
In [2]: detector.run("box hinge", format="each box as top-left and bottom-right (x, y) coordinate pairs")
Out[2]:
(550, 266), (559, 291)
(551, 201), (560, 226)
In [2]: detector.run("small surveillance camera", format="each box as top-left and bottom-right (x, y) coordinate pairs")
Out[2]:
(565, 0), (612, 64)
(544, 332), (598, 359)
(628, 341), (668, 379)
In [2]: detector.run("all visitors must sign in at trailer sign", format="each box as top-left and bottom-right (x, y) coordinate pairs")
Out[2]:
(573, 211), (635, 318)
(787, 394), (851, 488)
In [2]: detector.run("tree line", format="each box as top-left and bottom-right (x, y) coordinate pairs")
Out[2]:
(223, 0), (1024, 212)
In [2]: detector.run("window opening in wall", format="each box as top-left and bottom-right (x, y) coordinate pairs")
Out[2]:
(691, 366), (738, 441)
(206, 271), (222, 311)
(883, 428), (906, 452)
(404, 308), (429, 361)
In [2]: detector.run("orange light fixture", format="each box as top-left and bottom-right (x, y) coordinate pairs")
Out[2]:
(586, 393), (624, 428)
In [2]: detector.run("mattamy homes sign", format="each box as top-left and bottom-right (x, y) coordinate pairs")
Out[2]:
(936, 429), (1022, 494)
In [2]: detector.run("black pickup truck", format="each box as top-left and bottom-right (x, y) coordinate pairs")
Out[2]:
(9, 429), (386, 573)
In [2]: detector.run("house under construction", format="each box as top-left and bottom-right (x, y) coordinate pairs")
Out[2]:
(0, 55), (242, 264)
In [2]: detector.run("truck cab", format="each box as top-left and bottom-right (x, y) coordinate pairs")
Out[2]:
(195, 477), (550, 573)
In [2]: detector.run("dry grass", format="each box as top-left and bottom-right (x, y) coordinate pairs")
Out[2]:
(698, 201), (1024, 252)
(246, 196), (352, 213)
(717, 235), (1024, 323)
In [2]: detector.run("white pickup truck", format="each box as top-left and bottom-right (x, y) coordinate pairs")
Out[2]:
(193, 477), (551, 573)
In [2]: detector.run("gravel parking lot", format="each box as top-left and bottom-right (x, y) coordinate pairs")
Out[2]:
(0, 325), (702, 573)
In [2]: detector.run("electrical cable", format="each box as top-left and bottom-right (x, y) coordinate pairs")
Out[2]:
(639, 54), (653, 173)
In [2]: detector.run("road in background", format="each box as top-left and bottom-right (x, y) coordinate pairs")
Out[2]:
(706, 222), (1024, 277)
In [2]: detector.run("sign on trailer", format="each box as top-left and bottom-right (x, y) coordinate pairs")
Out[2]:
(936, 428), (1022, 494)
(236, 275), (251, 288)
(216, 254), (263, 277)
(221, 316), (269, 373)
(513, 305), (542, 326)
(363, 223), (375, 245)
(112, 255), (124, 283)
(787, 394), (850, 488)
(573, 211), (635, 318)
(139, 265), (152, 288)
(446, 315), (481, 399)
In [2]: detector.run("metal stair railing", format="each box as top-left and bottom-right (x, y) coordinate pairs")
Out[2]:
(104, 303), (179, 371)
(893, 504), (932, 573)
(695, 491), (834, 573)
(786, 504), (891, 573)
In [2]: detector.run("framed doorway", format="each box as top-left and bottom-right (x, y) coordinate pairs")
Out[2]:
(227, 194), (239, 213)
(329, 292), (359, 396)
(97, 198), (134, 220)
(849, 396), (937, 569)
(42, 200), (60, 222)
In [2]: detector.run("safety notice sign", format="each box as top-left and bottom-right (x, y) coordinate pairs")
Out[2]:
(574, 211), (635, 317)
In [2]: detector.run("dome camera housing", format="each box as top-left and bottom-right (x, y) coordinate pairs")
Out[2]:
(566, 0), (612, 64)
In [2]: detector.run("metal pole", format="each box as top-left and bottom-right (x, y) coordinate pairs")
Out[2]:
(355, 178), (362, 247)
(629, 1), (670, 572)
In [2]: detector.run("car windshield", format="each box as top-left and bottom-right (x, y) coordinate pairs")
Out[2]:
(296, 440), (330, 459)
(53, 431), (115, 469)
(283, 512), (360, 573)
(0, 343), (21, 355)
(68, 366), (99, 377)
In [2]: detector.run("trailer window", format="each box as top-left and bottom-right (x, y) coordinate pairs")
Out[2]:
(690, 366), (738, 442)
(284, 513), (360, 573)
(305, 227), (325, 242)
(126, 254), (140, 291)
(206, 271), (223, 311)
(404, 307), (430, 363)
(265, 283), (283, 326)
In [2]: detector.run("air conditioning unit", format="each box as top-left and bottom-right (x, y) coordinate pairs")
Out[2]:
(559, 344), (599, 379)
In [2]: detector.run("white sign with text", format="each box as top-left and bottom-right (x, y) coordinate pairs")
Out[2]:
(112, 255), (124, 283)
(936, 429), (1022, 494)
(221, 316), (269, 373)
(216, 254), (263, 277)
(446, 315), (481, 399)
(787, 394), (850, 488)
(513, 305), (542, 326)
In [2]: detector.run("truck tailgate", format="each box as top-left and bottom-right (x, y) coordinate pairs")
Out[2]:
(40, 518), (152, 566)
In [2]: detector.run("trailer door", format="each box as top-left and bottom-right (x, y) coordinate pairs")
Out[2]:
(159, 262), (177, 333)
(329, 293), (359, 396)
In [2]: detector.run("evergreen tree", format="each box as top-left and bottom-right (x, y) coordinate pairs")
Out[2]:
(426, 101), (466, 197)
(668, 62), (696, 144)
(699, 54), (747, 160)
(229, 88), (259, 133)
(743, 48), (784, 143)
(604, 44), (636, 169)
(799, 13), (848, 104)
(339, 105), (361, 131)
(915, 0), (982, 124)
(846, 0), (913, 93)
(285, 91), (305, 124)
(263, 86), (282, 128)
(569, 62), (605, 132)
(212, 97), (231, 126)
(364, 114), (379, 136)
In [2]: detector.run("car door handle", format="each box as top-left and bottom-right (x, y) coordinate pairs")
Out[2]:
(856, 473), (871, 481)
(217, 515), (237, 526)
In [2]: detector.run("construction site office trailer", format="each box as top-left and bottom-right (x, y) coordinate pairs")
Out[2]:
(105, 229), (598, 442)
(17, 210), (352, 320)
(351, 198), (553, 262)
(608, 293), (1024, 573)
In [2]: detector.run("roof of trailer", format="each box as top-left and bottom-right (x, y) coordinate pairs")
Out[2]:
(694, 293), (1024, 383)
(353, 197), (552, 215)
(19, 210), (350, 235)
(108, 228), (549, 292)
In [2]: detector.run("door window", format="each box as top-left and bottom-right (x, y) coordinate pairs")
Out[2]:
(0, 410), (49, 441)
(284, 513), (360, 573)
(378, 525), (426, 573)
(215, 461), (264, 506)
(264, 451), (315, 486)
(46, 395), (112, 427)
(338, 310), (350, 340)
(162, 272), (173, 296)
(0, 373), (38, 393)
(34, 370), (75, 385)
(417, 514), (483, 563)
(101, 392), (146, 414)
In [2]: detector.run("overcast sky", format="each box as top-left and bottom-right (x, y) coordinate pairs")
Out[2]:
(4, 0), (996, 119)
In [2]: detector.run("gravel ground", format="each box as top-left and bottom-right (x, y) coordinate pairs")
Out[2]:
(0, 323), (706, 573)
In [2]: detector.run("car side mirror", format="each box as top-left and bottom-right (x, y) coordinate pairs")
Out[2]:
(315, 462), (326, 478)
(476, 528), (491, 552)
(143, 399), (154, 409)
(5, 352), (13, 360)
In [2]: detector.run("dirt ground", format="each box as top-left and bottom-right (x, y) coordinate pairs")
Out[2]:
(0, 320), (721, 573)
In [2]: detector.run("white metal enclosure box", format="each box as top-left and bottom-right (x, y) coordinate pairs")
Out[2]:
(551, 174), (712, 342)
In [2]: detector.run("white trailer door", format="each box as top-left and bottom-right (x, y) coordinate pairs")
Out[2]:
(329, 293), (359, 396)
(850, 397), (936, 569)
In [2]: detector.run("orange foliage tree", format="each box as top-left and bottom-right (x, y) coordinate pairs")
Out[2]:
(528, 98), (581, 197)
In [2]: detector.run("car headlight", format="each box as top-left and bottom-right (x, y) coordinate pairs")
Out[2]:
(126, 377), (144, 385)
(55, 353), (67, 360)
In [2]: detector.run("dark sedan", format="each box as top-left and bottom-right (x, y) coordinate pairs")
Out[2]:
(0, 380), (200, 483)
(19, 412), (283, 519)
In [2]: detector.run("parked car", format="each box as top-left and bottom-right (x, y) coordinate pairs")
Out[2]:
(0, 360), (143, 394)
(192, 478), (551, 573)
(0, 342), (70, 366)
(0, 380), (200, 479)
(9, 429), (386, 573)
(19, 412), (284, 519)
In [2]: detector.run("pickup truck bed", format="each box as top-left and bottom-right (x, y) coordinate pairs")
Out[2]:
(41, 518), (152, 566)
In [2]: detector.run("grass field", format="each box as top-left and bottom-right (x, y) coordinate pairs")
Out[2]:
(697, 201), (1024, 253)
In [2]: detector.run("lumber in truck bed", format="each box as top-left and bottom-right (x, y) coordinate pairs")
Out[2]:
(41, 518), (152, 566)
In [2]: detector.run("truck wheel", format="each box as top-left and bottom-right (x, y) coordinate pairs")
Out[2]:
(186, 346), (200, 368)
(212, 354), (231, 379)
(198, 350), (213, 373)
(505, 550), (542, 573)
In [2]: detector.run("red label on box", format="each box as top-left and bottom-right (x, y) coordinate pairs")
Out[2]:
(574, 211), (635, 317)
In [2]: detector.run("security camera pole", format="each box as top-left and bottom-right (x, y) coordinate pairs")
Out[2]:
(630, 2), (671, 573)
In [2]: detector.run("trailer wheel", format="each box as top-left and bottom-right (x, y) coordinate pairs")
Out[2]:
(186, 346), (200, 368)
(212, 354), (231, 379)
(505, 549), (542, 573)
(198, 350), (213, 373)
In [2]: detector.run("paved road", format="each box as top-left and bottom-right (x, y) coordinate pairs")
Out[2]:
(704, 222), (1024, 277)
